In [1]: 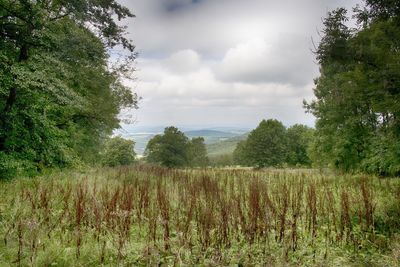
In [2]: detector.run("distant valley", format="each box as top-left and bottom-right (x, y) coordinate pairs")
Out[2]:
(117, 126), (249, 155)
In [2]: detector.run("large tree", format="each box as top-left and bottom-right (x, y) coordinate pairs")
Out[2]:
(235, 119), (287, 168)
(187, 137), (209, 167)
(233, 140), (250, 166)
(286, 124), (314, 167)
(145, 127), (190, 168)
(0, 0), (137, 177)
(305, 1), (400, 175)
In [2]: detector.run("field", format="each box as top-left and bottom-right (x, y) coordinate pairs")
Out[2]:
(1, 166), (400, 266)
(206, 135), (247, 157)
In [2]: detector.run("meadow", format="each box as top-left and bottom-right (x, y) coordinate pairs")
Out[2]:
(1, 166), (400, 266)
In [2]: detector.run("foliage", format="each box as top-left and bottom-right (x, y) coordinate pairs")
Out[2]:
(234, 120), (315, 168)
(0, 0), (137, 178)
(187, 137), (209, 167)
(145, 127), (190, 167)
(145, 127), (209, 168)
(1, 166), (400, 266)
(101, 137), (136, 167)
(305, 1), (400, 175)
(286, 124), (314, 167)
(233, 140), (250, 166)
(243, 119), (287, 168)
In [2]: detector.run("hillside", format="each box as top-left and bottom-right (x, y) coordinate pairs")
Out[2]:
(206, 134), (248, 156)
(120, 128), (247, 155)
(185, 129), (238, 138)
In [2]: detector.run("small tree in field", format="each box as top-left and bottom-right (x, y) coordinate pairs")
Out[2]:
(102, 137), (136, 167)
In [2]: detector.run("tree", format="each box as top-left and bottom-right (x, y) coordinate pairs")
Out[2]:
(101, 137), (136, 167)
(286, 124), (314, 167)
(305, 1), (400, 175)
(0, 0), (137, 177)
(145, 127), (190, 168)
(235, 119), (287, 168)
(188, 137), (209, 167)
(144, 134), (163, 165)
(233, 140), (250, 166)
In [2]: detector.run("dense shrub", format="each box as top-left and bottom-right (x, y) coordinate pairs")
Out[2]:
(101, 137), (136, 167)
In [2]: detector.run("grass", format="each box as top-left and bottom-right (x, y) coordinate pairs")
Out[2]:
(1, 165), (400, 266)
(206, 134), (247, 157)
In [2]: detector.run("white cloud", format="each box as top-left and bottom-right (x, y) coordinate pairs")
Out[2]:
(216, 36), (317, 86)
(116, 0), (362, 128)
(163, 49), (202, 73)
(130, 55), (316, 127)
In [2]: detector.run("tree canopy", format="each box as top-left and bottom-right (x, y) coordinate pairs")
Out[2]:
(101, 136), (136, 167)
(0, 0), (137, 178)
(234, 120), (314, 168)
(234, 119), (287, 168)
(145, 127), (209, 168)
(145, 127), (190, 168)
(187, 137), (209, 167)
(305, 0), (400, 175)
(286, 124), (314, 167)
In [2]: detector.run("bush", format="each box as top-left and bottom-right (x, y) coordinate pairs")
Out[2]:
(0, 152), (37, 179)
(101, 136), (136, 167)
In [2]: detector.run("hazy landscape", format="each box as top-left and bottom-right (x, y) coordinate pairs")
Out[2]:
(117, 125), (248, 155)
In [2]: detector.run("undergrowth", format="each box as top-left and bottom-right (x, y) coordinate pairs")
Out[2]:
(0, 166), (399, 266)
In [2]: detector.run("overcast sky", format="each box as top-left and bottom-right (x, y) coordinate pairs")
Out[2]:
(117, 0), (360, 130)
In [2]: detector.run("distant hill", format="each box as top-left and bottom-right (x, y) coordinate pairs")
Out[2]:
(206, 134), (248, 156)
(120, 128), (249, 155)
(185, 129), (237, 138)
(184, 129), (241, 145)
(122, 133), (156, 155)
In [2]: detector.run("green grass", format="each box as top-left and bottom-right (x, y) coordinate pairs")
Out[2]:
(206, 134), (247, 157)
(1, 166), (400, 266)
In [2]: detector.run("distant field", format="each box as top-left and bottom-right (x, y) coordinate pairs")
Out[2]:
(1, 166), (399, 266)
(206, 134), (248, 157)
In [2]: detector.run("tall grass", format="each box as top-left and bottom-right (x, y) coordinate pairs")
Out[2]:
(0, 166), (400, 266)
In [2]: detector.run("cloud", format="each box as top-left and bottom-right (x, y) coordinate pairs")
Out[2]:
(163, 49), (202, 73)
(116, 0), (362, 128)
(119, 0), (359, 56)
(130, 55), (316, 127)
(216, 36), (317, 86)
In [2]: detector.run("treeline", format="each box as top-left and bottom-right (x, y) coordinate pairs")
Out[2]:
(141, 122), (314, 169)
(0, 1), (136, 178)
(145, 127), (209, 168)
(305, 0), (400, 176)
(233, 120), (314, 168)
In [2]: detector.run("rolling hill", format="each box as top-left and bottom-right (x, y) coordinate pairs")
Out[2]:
(206, 133), (248, 157)
(118, 127), (249, 155)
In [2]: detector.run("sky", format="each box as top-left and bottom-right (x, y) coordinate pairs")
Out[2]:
(116, 0), (360, 130)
